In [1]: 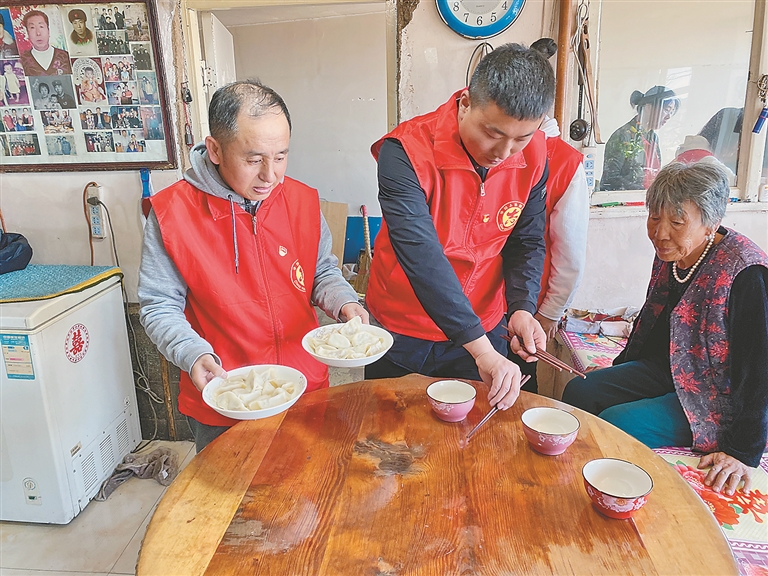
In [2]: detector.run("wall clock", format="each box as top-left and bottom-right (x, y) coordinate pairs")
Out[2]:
(436, 0), (526, 39)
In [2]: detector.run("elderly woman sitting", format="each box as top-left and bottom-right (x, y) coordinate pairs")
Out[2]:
(563, 162), (768, 496)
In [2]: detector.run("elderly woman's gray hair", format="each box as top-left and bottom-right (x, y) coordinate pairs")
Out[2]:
(646, 162), (729, 228)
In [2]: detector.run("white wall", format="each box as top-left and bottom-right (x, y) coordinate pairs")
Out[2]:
(572, 206), (768, 310)
(228, 9), (389, 216)
(0, 0), (181, 303)
(399, 0), (551, 120)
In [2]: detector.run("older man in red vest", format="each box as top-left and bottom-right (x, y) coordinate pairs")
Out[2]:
(139, 80), (367, 452)
(365, 44), (554, 411)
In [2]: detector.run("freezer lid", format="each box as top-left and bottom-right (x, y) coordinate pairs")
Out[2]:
(0, 276), (123, 331)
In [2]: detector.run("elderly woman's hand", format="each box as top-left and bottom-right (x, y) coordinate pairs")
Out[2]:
(697, 452), (756, 495)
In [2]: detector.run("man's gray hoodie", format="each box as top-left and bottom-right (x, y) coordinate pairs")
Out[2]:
(137, 143), (358, 374)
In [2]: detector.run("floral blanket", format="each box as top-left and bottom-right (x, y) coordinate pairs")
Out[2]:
(557, 330), (627, 372)
(654, 447), (768, 575)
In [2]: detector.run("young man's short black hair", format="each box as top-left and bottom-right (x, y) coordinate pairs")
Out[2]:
(469, 43), (555, 121)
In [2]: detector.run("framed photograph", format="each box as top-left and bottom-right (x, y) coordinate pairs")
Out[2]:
(0, 1), (176, 171)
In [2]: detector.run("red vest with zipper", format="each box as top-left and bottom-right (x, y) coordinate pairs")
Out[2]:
(151, 178), (328, 426)
(538, 137), (584, 308)
(366, 90), (548, 341)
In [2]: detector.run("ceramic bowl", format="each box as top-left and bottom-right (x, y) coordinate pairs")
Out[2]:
(202, 364), (307, 421)
(426, 380), (476, 422)
(521, 407), (580, 455)
(301, 323), (393, 368)
(582, 458), (653, 519)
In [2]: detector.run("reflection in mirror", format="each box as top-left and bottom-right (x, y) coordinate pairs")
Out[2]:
(593, 0), (754, 192)
(600, 86), (679, 191)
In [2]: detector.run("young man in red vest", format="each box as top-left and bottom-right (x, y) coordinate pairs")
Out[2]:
(364, 44), (554, 411)
(508, 39), (589, 394)
(138, 81), (367, 452)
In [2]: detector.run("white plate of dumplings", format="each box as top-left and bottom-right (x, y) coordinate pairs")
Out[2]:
(302, 317), (393, 368)
(202, 364), (307, 420)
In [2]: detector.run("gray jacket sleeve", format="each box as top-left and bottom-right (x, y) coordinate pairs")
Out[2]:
(311, 211), (359, 320)
(137, 211), (217, 373)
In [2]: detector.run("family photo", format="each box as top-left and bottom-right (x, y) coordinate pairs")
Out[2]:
(45, 133), (76, 155)
(0, 1), (172, 169)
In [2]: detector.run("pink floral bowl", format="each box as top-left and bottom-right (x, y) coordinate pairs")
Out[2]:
(521, 407), (580, 455)
(426, 380), (476, 422)
(582, 458), (653, 519)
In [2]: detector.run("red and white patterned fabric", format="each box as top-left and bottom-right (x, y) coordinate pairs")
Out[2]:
(557, 330), (626, 373)
(654, 447), (768, 575)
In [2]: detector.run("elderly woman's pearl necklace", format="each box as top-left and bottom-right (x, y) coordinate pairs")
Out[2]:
(672, 235), (715, 284)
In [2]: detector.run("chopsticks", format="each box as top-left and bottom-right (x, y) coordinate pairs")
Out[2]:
(500, 326), (587, 379)
(466, 374), (531, 441)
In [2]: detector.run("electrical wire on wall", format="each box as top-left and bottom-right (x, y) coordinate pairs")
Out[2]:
(82, 183), (162, 450)
(176, 0), (195, 149)
(81, 181), (99, 266)
(570, 0), (602, 146)
(466, 42), (494, 87)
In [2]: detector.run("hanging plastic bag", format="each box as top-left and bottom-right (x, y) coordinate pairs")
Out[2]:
(0, 231), (33, 275)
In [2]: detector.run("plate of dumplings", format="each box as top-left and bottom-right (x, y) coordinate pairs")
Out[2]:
(202, 365), (307, 420)
(302, 316), (393, 368)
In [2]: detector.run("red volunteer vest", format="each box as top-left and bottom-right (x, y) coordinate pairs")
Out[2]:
(151, 178), (328, 426)
(676, 149), (714, 164)
(367, 91), (548, 341)
(538, 137), (584, 308)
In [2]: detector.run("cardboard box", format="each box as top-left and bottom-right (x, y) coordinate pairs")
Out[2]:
(320, 200), (348, 269)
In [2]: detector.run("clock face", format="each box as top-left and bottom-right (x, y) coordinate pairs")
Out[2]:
(436, 0), (526, 39)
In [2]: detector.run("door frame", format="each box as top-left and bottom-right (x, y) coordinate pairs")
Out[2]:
(180, 0), (398, 140)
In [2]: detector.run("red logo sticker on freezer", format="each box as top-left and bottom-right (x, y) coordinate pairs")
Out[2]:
(65, 323), (89, 363)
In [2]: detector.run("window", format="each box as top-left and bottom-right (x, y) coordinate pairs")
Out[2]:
(588, 0), (760, 199)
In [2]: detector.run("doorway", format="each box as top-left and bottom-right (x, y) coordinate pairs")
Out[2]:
(184, 1), (394, 215)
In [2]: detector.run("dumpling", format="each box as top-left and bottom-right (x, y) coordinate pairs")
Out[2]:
(262, 381), (277, 395)
(216, 377), (248, 393)
(315, 344), (343, 358)
(216, 391), (247, 411)
(281, 382), (296, 395)
(340, 316), (363, 336)
(368, 340), (386, 356)
(327, 332), (352, 349)
(350, 331), (377, 346)
(266, 390), (290, 407)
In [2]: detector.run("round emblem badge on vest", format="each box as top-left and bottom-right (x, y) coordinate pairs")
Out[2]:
(279, 245), (288, 257)
(291, 259), (306, 292)
(496, 201), (525, 232)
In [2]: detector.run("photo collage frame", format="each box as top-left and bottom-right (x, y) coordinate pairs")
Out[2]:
(0, 1), (175, 171)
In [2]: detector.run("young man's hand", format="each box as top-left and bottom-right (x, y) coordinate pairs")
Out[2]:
(464, 335), (523, 410)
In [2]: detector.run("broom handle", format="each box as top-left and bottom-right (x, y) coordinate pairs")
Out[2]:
(361, 205), (372, 260)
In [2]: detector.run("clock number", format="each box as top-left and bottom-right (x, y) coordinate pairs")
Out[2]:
(437, 0), (525, 38)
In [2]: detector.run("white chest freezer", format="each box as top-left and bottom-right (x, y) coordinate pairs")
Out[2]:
(0, 274), (141, 524)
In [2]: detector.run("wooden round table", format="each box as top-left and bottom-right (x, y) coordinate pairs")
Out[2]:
(138, 374), (737, 575)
